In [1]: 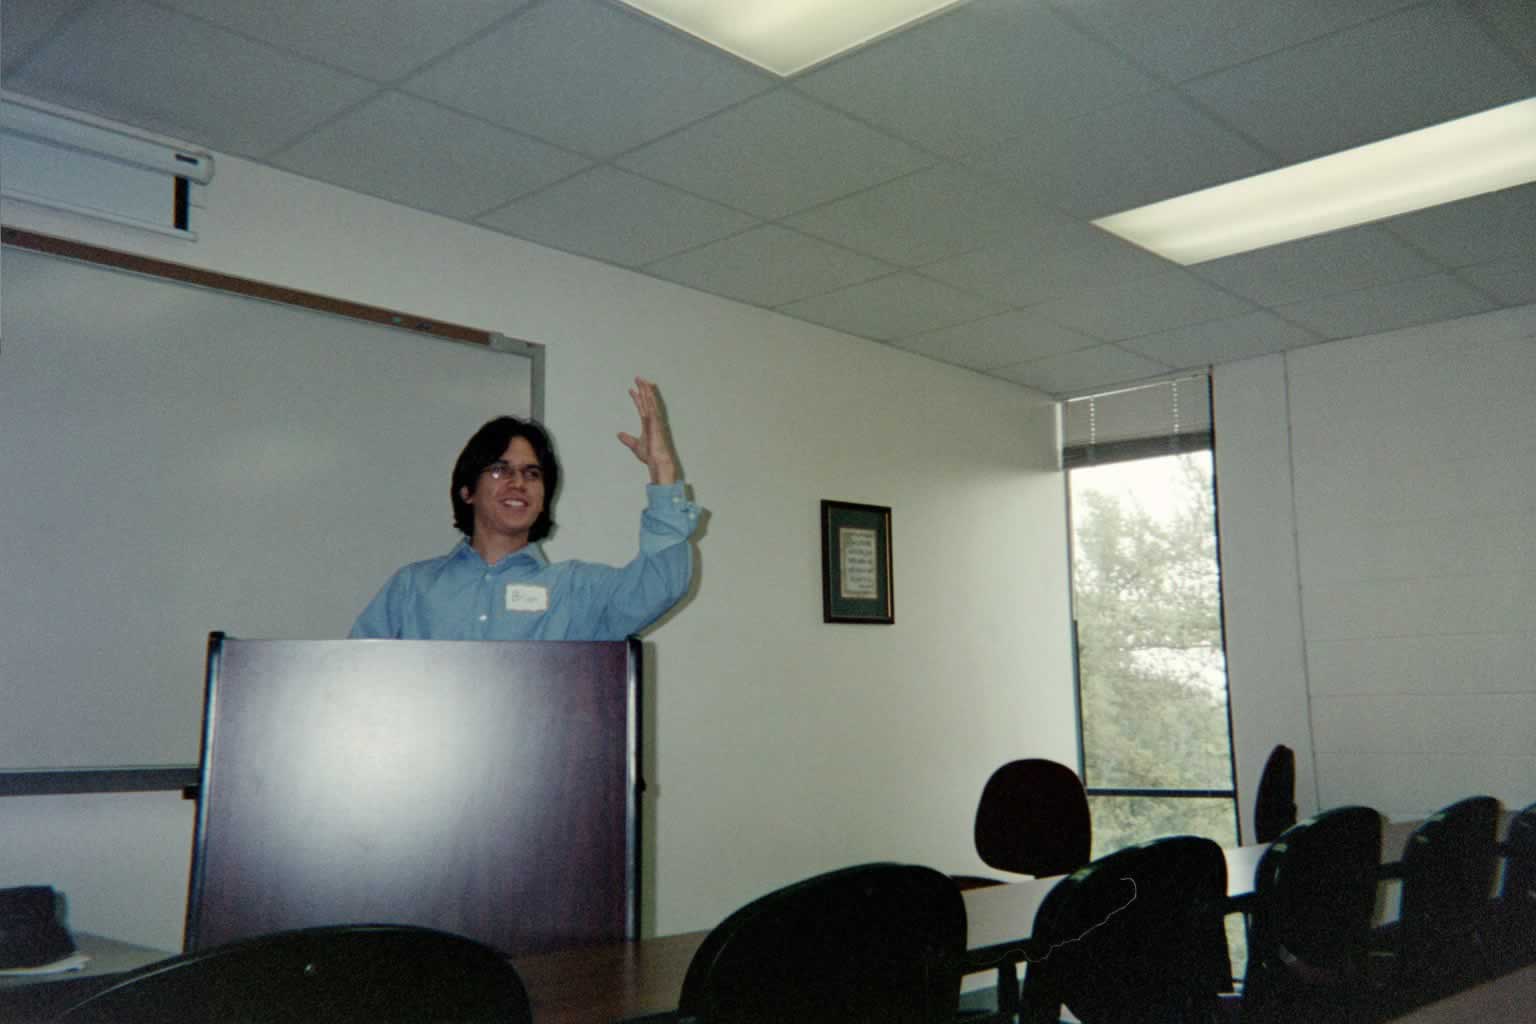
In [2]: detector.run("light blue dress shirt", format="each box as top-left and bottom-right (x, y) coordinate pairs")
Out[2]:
(349, 484), (699, 641)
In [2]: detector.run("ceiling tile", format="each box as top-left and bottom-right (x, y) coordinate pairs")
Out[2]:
(1457, 258), (1536, 307)
(478, 166), (756, 268)
(920, 220), (1172, 307)
(1, 0), (92, 73)
(781, 163), (1062, 267)
(617, 89), (933, 220)
(3, 0), (1525, 402)
(644, 226), (893, 308)
(1191, 226), (1443, 307)
(156, 0), (528, 82)
(1185, 4), (1535, 162)
(1275, 274), (1498, 340)
(4, 0), (376, 156)
(1056, 0), (1424, 83)
(1119, 311), (1321, 368)
(1033, 270), (1255, 341)
(1384, 184), (1536, 268)
(796, 0), (1158, 157)
(777, 273), (1009, 341)
(272, 91), (588, 219)
(968, 89), (1275, 218)
(892, 310), (1099, 371)
(991, 344), (1171, 396)
(403, 0), (772, 158)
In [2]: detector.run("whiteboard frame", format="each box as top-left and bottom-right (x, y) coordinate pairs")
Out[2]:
(0, 228), (545, 793)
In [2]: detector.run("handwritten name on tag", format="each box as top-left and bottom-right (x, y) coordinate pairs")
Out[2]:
(505, 584), (549, 613)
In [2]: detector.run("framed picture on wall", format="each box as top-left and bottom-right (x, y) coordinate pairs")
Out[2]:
(820, 500), (893, 624)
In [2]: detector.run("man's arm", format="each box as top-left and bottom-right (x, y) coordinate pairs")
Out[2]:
(349, 570), (405, 638)
(617, 377), (679, 485)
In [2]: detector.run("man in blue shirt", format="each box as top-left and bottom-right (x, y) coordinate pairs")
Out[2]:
(350, 378), (699, 641)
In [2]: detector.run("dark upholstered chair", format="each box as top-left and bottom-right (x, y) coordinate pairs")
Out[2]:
(1252, 744), (1297, 844)
(1369, 795), (1504, 1014)
(1492, 801), (1536, 972)
(54, 924), (532, 1023)
(953, 759), (1092, 891)
(1019, 835), (1231, 1024)
(675, 863), (966, 1024)
(1238, 806), (1383, 1023)
(950, 759), (1092, 1022)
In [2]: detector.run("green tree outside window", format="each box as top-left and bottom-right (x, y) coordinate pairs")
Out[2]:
(1069, 452), (1237, 855)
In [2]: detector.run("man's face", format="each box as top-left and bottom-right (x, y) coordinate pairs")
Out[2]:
(460, 436), (546, 549)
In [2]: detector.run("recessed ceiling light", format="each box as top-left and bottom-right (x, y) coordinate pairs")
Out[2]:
(1094, 97), (1536, 265)
(618, 0), (968, 77)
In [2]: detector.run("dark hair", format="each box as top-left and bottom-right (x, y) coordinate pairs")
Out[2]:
(451, 416), (560, 542)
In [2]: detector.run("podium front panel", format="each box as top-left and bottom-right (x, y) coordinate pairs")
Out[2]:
(185, 637), (639, 956)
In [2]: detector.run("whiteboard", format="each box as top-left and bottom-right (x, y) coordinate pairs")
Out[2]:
(0, 245), (536, 769)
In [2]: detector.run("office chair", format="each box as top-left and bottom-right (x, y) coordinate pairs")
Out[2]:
(674, 863), (966, 1024)
(1019, 835), (1231, 1024)
(53, 924), (533, 1024)
(970, 759), (1092, 881)
(949, 759), (1092, 1023)
(1492, 801), (1536, 972)
(1368, 795), (1503, 1014)
(1251, 744), (1297, 844)
(1237, 806), (1383, 1023)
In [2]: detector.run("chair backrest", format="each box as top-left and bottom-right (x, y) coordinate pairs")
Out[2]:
(1501, 801), (1536, 902)
(677, 863), (965, 1024)
(1498, 801), (1536, 967)
(1398, 795), (1503, 960)
(1020, 835), (1230, 1024)
(55, 924), (532, 1024)
(1252, 744), (1297, 844)
(1243, 806), (1383, 1006)
(973, 759), (1091, 878)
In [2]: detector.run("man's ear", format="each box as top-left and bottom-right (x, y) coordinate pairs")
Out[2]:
(459, 485), (474, 505)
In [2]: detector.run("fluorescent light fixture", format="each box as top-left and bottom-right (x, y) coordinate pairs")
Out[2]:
(1094, 97), (1536, 265)
(618, 0), (968, 76)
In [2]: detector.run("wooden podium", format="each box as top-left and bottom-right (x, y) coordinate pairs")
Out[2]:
(184, 634), (641, 957)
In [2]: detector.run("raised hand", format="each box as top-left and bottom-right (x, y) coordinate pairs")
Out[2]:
(617, 377), (680, 485)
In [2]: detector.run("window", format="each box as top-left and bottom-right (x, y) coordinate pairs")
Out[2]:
(1063, 377), (1237, 856)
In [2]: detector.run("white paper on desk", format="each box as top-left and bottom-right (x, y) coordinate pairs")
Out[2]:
(0, 951), (93, 976)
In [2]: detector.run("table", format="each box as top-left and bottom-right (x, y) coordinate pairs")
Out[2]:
(516, 816), (1498, 1024)
(7, 813), (1504, 1024)
(1384, 963), (1536, 1022)
(0, 933), (173, 1022)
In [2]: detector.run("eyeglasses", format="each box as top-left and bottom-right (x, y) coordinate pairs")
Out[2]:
(481, 461), (543, 484)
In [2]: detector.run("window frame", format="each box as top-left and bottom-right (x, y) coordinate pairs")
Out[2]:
(1063, 394), (1241, 846)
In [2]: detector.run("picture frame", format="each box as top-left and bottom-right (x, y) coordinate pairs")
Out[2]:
(820, 500), (893, 625)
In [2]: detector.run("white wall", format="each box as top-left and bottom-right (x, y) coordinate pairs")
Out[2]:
(1, 131), (1075, 948)
(1216, 303), (1536, 825)
(1212, 355), (1317, 840)
(0, 793), (195, 949)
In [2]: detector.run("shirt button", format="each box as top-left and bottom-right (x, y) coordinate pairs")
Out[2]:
(479, 614), (488, 622)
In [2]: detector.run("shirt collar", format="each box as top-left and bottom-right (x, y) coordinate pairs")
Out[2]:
(450, 538), (548, 571)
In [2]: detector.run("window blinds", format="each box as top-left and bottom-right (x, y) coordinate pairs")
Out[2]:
(1062, 374), (1212, 468)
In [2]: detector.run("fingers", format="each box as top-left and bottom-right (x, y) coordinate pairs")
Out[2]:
(629, 377), (659, 421)
(623, 378), (679, 484)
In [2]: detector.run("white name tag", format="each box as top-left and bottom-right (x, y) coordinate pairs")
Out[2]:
(505, 584), (549, 613)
